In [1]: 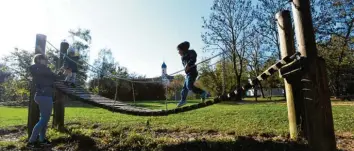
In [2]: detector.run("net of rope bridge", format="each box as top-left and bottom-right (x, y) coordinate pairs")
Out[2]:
(53, 51), (300, 117)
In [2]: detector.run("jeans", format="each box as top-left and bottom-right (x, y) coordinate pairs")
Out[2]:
(181, 73), (204, 102)
(28, 96), (53, 143)
(65, 72), (76, 83)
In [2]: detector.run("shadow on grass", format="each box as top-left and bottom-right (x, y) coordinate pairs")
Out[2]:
(128, 103), (165, 110)
(45, 127), (98, 151)
(220, 100), (286, 105)
(160, 136), (309, 151)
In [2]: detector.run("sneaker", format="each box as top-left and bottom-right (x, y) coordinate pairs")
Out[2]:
(177, 100), (187, 107)
(26, 142), (40, 148)
(201, 91), (208, 102)
(39, 139), (51, 146)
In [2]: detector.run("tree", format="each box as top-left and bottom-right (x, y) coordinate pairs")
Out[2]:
(254, 0), (289, 59)
(246, 30), (267, 99)
(92, 48), (116, 79)
(318, 35), (354, 95)
(1, 49), (34, 102)
(314, 0), (354, 96)
(261, 56), (283, 99)
(202, 0), (255, 99)
(198, 61), (223, 96)
(166, 74), (184, 99)
(68, 28), (92, 86)
(3, 48), (34, 81)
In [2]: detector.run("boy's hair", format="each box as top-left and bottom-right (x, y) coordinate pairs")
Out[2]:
(177, 41), (190, 51)
(33, 54), (46, 64)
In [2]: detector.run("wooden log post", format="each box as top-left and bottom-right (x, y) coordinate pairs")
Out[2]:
(291, 0), (336, 150)
(276, 10), (298, 140)
(27, 34), (47, 138)
(53, 41), (69, 131)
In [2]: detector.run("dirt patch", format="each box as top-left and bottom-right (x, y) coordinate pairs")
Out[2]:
(0, 126), (26, 142)
(0, 126), (353, 151)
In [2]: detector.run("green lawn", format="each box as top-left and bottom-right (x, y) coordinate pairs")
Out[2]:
(1, 100), (353, 134)
(0, 100), (353, 150)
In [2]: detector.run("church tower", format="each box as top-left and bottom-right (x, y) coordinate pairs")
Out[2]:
(161, 62), (167, 76)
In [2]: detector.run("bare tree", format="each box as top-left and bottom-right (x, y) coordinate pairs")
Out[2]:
(254, 0), (289, 59)
(246, 30), (267, 99)
(202, 0), (254, 97)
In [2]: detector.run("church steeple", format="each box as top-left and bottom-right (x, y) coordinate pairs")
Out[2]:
(161, 62), (167, 76)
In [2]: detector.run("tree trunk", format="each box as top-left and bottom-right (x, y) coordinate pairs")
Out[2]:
(259, 83), (265, 98)
(334, 21), (353, 97)
(254, 87), (258, 102)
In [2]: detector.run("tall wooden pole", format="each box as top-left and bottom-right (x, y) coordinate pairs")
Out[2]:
(276, 10), (298, 140)
(53, 41), (68, 131)
(291, 0), (336, 150)
(28, 34), (47, 138)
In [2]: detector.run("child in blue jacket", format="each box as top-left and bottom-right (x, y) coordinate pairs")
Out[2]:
(62, 47), (79, 87)
(177, 41), (208, 107)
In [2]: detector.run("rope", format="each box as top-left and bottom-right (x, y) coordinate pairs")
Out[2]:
(46, 40), (226, 84)
(54, 52), (301, 116)
(169, 51), (226, 76)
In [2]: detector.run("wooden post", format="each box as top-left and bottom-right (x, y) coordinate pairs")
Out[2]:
(28, 34), (47, 138)
(53, 41), (68, 131)
(53, 90), (65, 131)
(291, 0), (336, 150)
(276, 10), (298, 140)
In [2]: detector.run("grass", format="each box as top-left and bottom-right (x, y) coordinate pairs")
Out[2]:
(0, 100), (353, 150)
(1, 100), (353, 134)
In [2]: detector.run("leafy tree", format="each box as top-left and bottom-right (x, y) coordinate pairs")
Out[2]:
(318, 35), (354, 95)
(3, 48), (33, 81)
(68, 28), (92, 86)
(92, 48), (116, 79)
(202, 0), (255, 98)
(166, 74), (184, 100)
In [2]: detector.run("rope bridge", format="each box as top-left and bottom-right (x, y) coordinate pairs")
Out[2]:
(50, 43), (300, 116)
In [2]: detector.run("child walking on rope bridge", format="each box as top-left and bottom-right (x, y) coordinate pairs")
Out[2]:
(177, 41), (208, 107)
(27, 54), (61, 148)
(62, 46), (79, 87)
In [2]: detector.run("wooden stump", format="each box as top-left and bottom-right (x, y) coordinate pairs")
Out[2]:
(53, 90), (65, 131)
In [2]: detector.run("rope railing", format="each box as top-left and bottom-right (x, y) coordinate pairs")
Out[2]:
(46, 40), (226, 84)
(54, 52), (301, 116)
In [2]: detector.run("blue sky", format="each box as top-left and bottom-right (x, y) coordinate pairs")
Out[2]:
(0, 0), (216, 77)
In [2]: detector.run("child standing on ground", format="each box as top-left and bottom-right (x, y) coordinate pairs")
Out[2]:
(177, 41), (208, 107)
(27, 54), (60, 148)
(62, 47), (79, 87)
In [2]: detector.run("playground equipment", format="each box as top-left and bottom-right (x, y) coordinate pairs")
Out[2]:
(27, 0), (336, 150)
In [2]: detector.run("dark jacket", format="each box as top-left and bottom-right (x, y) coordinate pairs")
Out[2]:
(181, 49), (198, 75)
(63, 55), (79, 72)
(29, 64), (60, 97)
